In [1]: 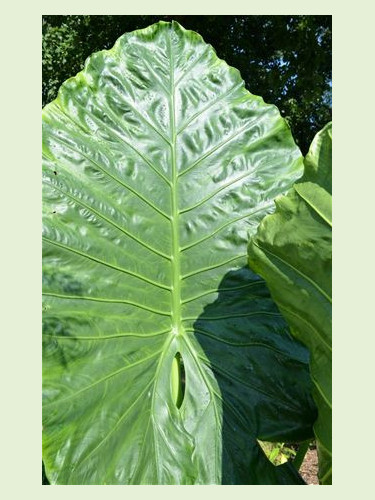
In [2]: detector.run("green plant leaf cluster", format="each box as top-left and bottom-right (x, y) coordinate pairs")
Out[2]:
(42, 21), (329, 485)
(248, 123), (332, 483)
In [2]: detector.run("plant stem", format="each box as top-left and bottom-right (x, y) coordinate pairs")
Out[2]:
(293, 440), (310, 471)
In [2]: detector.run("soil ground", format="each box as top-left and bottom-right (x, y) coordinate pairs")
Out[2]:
(299, 448), (319, 485)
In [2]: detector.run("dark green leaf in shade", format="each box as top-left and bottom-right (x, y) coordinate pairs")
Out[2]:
(248, 122), (332, 484)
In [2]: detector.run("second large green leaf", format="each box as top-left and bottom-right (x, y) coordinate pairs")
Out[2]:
(42, 21), (315, 484)
(248, 123), (332, 483)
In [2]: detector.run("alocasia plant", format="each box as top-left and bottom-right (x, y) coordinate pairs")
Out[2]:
(248, 122), (332, 484)
(42, 21), (316, 484)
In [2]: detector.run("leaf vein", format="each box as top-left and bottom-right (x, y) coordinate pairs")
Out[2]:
(48, 182), (171, 260)
(42, 349), (163, 408)
(178, 117), (259, 178)
(42, 237), (171, 291)
(181, 280), (266, 305)
(177, 82), (243, 135)
(181, 253), (247, 280)
(56, 103), (171, 186)
(43, 149), (170, 221)
(43, 329), (170, 341)
(42, 292), (171, 316)
(180, 203), (274, 251)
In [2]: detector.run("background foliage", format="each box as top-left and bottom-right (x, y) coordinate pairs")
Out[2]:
(42, 15), (331, 155)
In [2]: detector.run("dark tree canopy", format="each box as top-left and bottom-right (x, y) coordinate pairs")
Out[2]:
(42, 15), (331, 157)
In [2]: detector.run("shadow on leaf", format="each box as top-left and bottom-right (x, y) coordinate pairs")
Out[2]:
(193, 266), (317, 484)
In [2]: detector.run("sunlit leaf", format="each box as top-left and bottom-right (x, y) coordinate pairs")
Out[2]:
(42, 21), (315, 485)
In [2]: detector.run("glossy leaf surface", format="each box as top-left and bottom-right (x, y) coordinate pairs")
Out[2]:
(248, 122), (332, 484)
(42, 21), (315, 485)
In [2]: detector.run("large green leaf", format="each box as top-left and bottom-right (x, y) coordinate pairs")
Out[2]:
(248, 122), (332, 484)
(42, 21), (316, 485)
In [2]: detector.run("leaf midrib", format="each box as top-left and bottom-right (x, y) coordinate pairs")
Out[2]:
(168, 29), (182, 336)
